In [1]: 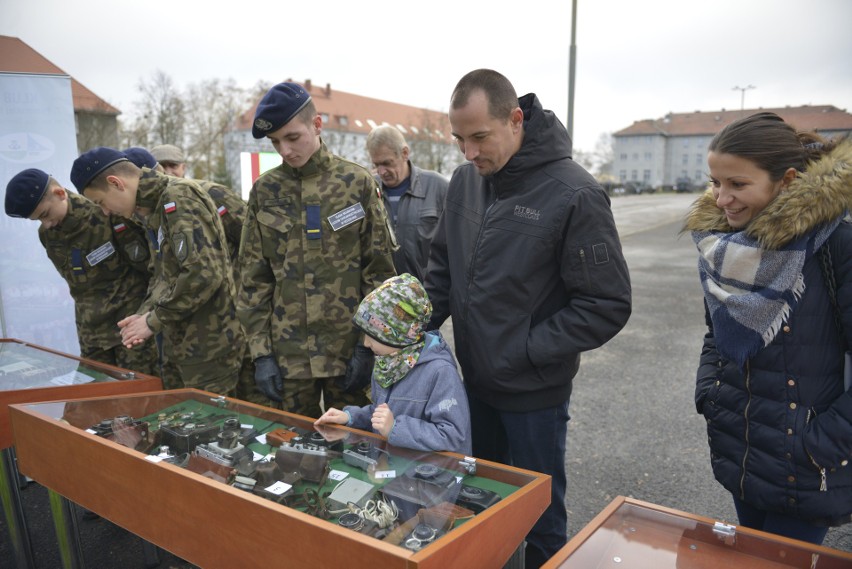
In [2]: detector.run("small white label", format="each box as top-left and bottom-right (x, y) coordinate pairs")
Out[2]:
(266, 481), (292, 495)
(327, 202), (366, 231)
(86, 241), (116, 266)
(85, 428), (97, 435)
(374, 470), (396, 479)
(256, 433), (268, 445)
(145, 455), (165, 463)
(328, 469), (348, 481)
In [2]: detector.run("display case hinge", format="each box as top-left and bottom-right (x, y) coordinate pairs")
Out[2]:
(713, 521), (737, 545)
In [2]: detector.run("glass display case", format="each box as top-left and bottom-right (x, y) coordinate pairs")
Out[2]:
(0, 338), (162, 449)
(0, 338), (162, 569)
(542, 496), (852, 568)
(10, 388), (551, 569)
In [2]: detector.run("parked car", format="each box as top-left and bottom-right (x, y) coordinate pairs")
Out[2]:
(675, 178), (694, 193)
(625, 182), (655, 194)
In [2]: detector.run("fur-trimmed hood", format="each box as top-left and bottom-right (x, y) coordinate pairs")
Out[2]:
(684, 140), (852, 249)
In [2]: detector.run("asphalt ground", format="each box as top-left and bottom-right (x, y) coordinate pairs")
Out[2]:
(2, 192), (850, 568)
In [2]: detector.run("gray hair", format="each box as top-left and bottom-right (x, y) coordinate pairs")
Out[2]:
(366, 125), (407, 156)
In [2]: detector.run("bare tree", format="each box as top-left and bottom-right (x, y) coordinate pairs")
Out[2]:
(407, 109), (460, 176)
(133, 70), (185, 147)
(184, 78), (245, 182)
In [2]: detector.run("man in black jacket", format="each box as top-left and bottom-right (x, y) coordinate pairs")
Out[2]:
(425, 69), (632, 567)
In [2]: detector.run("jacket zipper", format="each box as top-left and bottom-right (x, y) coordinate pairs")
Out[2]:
(739, 361), (752, 500)
(804, 408), (828, 491)
(463, 195), (498, 324)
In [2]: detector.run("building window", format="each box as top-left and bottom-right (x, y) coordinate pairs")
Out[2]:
(644, 152), (652, 161)
(682, 154), (689, 165)
(643, 170), (651, 182)
(619, 170), (626, 182)
(695, 170), (703, 181)
(632, 153), (639, 160)
(631, 170), (637, 180)
(620, 153), (627, 160)
(696, 153), (703, 164)
(321, 113), (329, 123)
(337, 116), (348, 126)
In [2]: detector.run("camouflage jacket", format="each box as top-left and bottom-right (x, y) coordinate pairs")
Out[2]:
(237, 140), (397, 379)
(196, 180), (246, 265)
(135, 169), (244, 379)
(38, 190), (151, 352)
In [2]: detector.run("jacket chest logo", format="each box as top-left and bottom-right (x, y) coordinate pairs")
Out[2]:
(513, 205), (541, 221)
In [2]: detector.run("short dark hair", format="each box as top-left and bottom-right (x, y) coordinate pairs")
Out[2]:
(709, 112), (837, 181)
(86, 161), (141, 192)
(293, 99), (318, 127)
(451, 69), (518, 120)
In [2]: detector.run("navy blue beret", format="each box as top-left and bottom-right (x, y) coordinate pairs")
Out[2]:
(70, 147), (129, 192)
(5, 168), (50, 218)
(123, 147), (158, 169)
(252, 82), (312, 139)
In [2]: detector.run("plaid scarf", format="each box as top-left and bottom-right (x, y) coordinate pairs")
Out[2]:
(692, 220), (839, 368)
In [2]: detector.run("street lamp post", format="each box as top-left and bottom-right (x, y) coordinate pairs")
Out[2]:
(732, 85), (755, 113)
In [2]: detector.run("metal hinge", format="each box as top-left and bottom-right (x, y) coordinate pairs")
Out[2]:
(713, 521), (737, 546)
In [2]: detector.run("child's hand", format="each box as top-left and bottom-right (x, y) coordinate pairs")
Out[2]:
(314, 407), (349, 426)
(371, 403), (394, 438)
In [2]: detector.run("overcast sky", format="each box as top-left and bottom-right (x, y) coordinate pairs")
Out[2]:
(2, 0), (851, 152)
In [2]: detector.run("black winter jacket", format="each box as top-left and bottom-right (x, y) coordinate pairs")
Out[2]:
(688, 141), (852, 525)
(425, 93), (632, 412)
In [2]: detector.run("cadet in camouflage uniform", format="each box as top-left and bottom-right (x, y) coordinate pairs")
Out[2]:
(4, 169), (158, 375)
(147, 144), (248, 272)
(72, 147), (244, 395)
(238, 82), (397, 417)
(130, 146), (264, 404)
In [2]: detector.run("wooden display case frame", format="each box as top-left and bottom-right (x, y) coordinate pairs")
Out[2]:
(542, 496), (852, 568)
(10, 388), (551, 569)
(0, 338), (162, 450)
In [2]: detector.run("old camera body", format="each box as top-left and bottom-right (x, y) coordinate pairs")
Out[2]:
(381, 463), (461, 521)
(159, 420), (220, 453)
(455, 485), (502, 513)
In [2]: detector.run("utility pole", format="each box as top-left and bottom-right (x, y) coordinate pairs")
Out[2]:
(567, 0), (577, 143)
(732, 85), (755, 114)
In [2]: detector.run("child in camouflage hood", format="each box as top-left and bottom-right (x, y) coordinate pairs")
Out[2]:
(315, 274), (471, 454)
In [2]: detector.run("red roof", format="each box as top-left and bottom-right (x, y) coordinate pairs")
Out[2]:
(615, 105), (852, 137)
(0, 35), (120, 115)
(235, 79), (451, 140)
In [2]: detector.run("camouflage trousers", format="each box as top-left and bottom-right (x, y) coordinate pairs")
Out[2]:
(83, 342), (160, 377)
(281, 376), (370, 420)
(158, 346), (240, 396)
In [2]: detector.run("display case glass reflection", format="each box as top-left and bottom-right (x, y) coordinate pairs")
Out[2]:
(0, 339), (133, 391)
(543, 496), (852, 568)
(24, 390), (527, 553)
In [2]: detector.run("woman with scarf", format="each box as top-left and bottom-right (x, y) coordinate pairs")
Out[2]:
(315, 273), (471, 455)
(685, 111), (852, 544)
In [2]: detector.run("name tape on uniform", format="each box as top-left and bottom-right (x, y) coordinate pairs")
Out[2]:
(85, 241), (116, 266)
(327, 203), (366, 231)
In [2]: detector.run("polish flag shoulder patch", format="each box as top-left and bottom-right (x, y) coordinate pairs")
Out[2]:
(113, 222), (127, 233)
(164, 202), (177, 214)
(217, 205), (228, 217)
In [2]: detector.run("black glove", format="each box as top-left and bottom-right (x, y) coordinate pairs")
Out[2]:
(254, 355), (283, 402)
(336, 345), (374, 394)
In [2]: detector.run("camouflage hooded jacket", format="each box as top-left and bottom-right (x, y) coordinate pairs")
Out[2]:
(39, 190), (151, 353)
(237, 140), (397, 379)
(136, 169), (244, 378)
